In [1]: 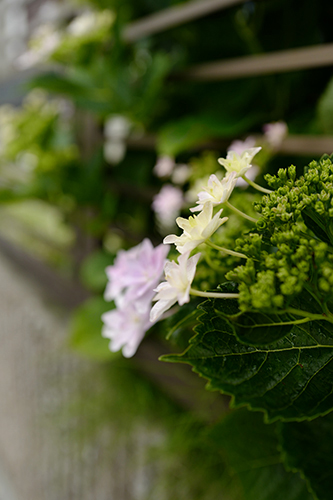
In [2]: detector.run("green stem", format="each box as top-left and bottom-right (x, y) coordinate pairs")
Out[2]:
(206, 240), (247, 259)
(255, 317), (312, 327)
(190, 288), (240, 300)
(241, 175), (273, 194)
(225, 201), (258, 223)
(283, 308), (333, 323)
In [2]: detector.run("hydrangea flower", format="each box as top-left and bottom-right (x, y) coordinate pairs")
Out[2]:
(164, 202), (227, 254)
(103, 115), (131, 164)
(104, 238), (170, 311)
(150, 252), (201, 322)
(227, 136), (256, 156)
(190, 172), (237, 212)
(218, 147), (262, 178)
(102, 305), (152, 358)
(171, 163), (192, 185)
(104, 115), (131, 140)
(263, 121), (288, 148)
(185, 175), (211, 204)
(153, 155), (175, 178)
(152, 184), (184, 230)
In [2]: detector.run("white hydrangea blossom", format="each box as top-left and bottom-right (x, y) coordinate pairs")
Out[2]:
(263, 121), (288, 148)
(153, 155), (175, 178)
(190, 171), (237, 212)
(171, 164), (192, 185)
(150, 252), (201, 322)
(164, 202), (228, 254)
(218, 147), (262, 178)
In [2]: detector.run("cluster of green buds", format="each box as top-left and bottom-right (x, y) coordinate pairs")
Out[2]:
(228, 155), (333, 321)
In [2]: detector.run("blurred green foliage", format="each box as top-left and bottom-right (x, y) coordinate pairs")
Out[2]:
(1, 1), (333, 497)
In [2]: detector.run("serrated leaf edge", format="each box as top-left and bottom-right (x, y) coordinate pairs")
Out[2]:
(160, 302), (333, 423)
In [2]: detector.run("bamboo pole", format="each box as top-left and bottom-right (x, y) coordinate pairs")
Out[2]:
(123, 0), (246, 42)
(180, 43), (333, 80)
(126, 134), (333, 156)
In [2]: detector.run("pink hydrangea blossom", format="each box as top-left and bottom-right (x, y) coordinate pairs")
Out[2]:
(104, 238), (170, 311)
(102, 305), (152, 358)
(102, 238), (170, 357)
(227, 136), (257, 156)
(152, 184), (184, 230)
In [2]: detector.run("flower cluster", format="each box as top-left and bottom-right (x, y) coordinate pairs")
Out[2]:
(102, 239), (169, 357)
(150, 146), (263, 322)
(103, 140), (333, 354)
(103, 142), (294, 355)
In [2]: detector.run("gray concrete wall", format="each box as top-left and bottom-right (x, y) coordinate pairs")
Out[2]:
(0, 250), (164, 500)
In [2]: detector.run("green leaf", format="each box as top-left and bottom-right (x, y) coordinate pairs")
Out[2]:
(157, 111), (261, 156)
(68, 296), (118, 361)
(302, 208), (333, 246)
(279, 413), (333, 500)
(317, 76), (333, 134)
(28, 72), (87, 96)
(28, 72), (112, 114)
(206, 283), (294, 346)
(230, 311), (294, 346)
(161, 297), (333, 422)
(163, 298), (202, 352)
(208, 409), (313, 500)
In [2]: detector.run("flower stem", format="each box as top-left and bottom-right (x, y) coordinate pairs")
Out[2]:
(225, 201), (258, 223)
(284, 308), (333, 323)
(190, 288), (239, 299)
(241, 175), (272, 194)
(206, 240), (247, 259)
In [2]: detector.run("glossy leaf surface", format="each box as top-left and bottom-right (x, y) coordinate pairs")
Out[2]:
(162, 297), (333, 421)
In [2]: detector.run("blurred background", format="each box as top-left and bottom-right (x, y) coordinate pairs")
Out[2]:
(0, 0), (332, 498)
